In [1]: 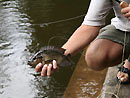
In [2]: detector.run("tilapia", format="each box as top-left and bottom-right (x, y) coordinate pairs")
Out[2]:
(28, 46), (72, 68)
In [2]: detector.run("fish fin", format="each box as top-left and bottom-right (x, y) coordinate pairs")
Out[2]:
(66, 54), (75, 65)
(66, 53), (71, 57)
(59, 59), (72, 67)
(58, 47), (66, 54)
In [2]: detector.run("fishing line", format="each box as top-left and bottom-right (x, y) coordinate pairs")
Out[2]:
(47, 35), (86, 65)
(34, 14), (86, 27)
(97, 31), (127, 98)
(112, 0), (129, 94)
(47, 36), (68, 46)
(97, 1), (129, 97)
(113, 18), (128, 98)
(33, 5), (121, 27)
(97, 18), (128, 98)
(47, 34), (87, 57)
(97, 92), (119, 98)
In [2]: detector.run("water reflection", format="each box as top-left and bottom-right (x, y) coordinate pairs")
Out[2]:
(0, 0), (35, 98)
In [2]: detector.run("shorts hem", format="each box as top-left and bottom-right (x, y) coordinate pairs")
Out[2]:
(96, 35), (124, 46)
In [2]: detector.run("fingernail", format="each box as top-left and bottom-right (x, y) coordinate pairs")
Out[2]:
(53, 60), (56, 63)
(38, 63), (42, 67)
(44, 64), (48, 67)
(120, 78), (124, 81)
(49, 63), (52, 66)
(41, 74), (44, 77)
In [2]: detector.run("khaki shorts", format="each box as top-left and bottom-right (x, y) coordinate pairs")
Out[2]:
(96, 25), (130, 58)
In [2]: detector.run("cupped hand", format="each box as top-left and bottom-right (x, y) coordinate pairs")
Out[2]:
(35, 60), (59, 77)
(121, 4), (130, 20)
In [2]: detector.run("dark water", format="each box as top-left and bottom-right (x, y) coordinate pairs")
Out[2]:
(0, 0), (90, 98)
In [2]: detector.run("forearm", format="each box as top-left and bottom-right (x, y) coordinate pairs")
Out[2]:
(62, 24), (101, 56)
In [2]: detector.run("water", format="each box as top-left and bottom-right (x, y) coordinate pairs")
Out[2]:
(0, 0), (89, 98)
(0, 0), (108, 98)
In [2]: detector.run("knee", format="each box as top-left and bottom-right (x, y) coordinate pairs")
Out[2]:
(85, 48), (107, 71)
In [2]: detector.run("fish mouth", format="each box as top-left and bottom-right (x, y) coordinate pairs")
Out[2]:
(27, 60), (33, 66)
(27, 58), (37, 66)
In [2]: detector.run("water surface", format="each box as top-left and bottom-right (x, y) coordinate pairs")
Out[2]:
(0, 0), (111, 98)
(0, 0), (89, 98)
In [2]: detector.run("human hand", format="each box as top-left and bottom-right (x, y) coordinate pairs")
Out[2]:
(117, 59), (130, 83)
(35, 60), (59, 77)
(121, 4), (130, 19)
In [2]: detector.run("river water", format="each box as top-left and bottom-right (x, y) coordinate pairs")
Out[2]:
(0, 0), (90, 98)
(0, 0), (113, 98)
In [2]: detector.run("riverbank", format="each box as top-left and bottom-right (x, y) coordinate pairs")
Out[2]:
(63, 54), (107, 98)
(63, 55), (130, 98)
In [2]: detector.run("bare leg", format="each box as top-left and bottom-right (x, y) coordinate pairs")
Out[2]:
(85, 39), (130, 82)
(85, 39), (123, 70)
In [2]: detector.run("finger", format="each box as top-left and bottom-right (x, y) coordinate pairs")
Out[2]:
(120, 76), (128, 82)
(117, 72), (124, 79)
(117, 72), (121, 79)
(41, 64), (48, 77)
(122, 77), (128, 82)
(53, 60), (59, 70)
(120, 77), (125, 82)
(123, 12), (130, 18)
(35, 63), (43, 72)
(121, 7), (130, 14)
(47, 64), (53, 76)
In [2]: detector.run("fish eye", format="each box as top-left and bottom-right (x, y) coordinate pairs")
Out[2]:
(32, 57), (36, 61)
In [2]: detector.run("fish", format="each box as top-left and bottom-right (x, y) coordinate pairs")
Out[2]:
(28, 46), (72, 68)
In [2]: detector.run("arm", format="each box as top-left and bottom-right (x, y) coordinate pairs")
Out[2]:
(35, 25), (101, 77)
(62, 0), (112, 56)
(62, 25), (101, 56)
(35, 0), (112, 76)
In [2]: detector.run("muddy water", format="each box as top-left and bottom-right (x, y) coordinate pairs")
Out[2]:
(0, 0), (112, 98)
